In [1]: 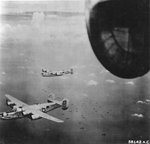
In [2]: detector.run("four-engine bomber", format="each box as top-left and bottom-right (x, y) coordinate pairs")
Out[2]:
(0, 94), (69, 122)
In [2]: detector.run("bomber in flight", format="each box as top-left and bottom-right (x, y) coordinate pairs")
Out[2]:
(41, 68), (73, 77)
(0, 94), (69, 123)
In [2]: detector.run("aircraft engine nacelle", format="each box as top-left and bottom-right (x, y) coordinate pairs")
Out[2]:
(6, 100), (15, 107)
(30, 114), (40, 120)
(22, 111), (29, 116)
(56, 72), (61, 76)
(85, 0), (149, 78)
(62, 99), (69, 110)
(13, 106), (22, 112)
(2, 112), (7, 117)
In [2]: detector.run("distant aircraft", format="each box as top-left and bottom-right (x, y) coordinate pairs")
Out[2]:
(41, 68), (73, 77)
(0, 94), (69, 122)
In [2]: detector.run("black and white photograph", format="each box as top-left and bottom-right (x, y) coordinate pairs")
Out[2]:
(0, 0), (149, 144)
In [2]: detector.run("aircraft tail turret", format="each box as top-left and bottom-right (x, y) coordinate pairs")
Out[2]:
(70, 68), (73, 74)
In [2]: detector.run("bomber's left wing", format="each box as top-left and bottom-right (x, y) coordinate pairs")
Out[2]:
(26, 109), (64, 123)
(5, 94), (28, 107)
(34, 110), (64, 123)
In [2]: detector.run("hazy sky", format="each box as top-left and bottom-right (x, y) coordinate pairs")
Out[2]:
(1, 1), (85, 14)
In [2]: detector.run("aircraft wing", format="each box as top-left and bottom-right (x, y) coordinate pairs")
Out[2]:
(5, 94), (28, 107)
(29, 109), (64, 123)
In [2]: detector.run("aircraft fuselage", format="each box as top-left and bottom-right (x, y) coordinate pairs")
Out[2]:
(41, 72), (63, 77)
(41, 69), (73, 77)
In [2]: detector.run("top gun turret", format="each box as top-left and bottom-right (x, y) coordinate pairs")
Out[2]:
(85, 0), (149, 78)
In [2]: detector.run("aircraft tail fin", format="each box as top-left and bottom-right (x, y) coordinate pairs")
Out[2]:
(62, 99), (69, 110)
(70, 68), (73, 74)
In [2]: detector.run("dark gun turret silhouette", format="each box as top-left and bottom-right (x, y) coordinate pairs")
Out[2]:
(85, 0), (149, 78)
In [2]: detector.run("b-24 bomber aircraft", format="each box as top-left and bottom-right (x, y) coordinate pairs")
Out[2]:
(0, 94), (69, 123)
(41, 68), (73, 77)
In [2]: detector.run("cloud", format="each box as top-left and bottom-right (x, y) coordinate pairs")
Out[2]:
(87, 80), (98, 86)
(137, 99), (150, 105)
(105, 79), (115, 84)
(145, 99), (150, 104)
(131, 113), (144, 118)
(2, 13), (48, 43)
(2, 10), (85, 47)
(31, 12), (45, 28)
(1, 71), (6, 75)
(137, 100), (145, 104)
(100, 69), (109, 74)
(125, 81), (134, 85)
(2, 23), (35, 42)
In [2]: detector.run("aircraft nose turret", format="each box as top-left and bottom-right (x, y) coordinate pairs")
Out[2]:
(85, 0), (149, 78)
